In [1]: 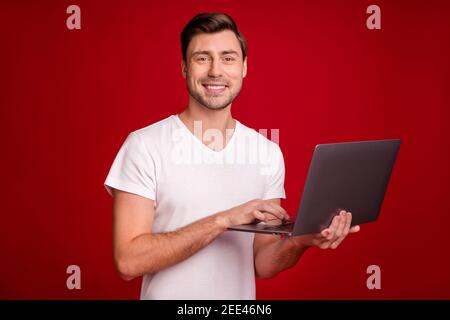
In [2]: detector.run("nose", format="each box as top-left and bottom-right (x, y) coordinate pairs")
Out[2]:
(208, 58), (222, 78)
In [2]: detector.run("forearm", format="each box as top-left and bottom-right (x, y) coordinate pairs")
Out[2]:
(117, 212), (229, 280)
(254, 237), (310, 279)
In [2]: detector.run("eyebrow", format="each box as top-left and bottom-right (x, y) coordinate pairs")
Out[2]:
(191, 50), (240, 57)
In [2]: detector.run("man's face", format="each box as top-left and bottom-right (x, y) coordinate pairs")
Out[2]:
(182, 30), (247, 110)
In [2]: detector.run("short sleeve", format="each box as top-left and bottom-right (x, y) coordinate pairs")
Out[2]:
(104, 132), (156, 201)
(263, 143), (286, 200)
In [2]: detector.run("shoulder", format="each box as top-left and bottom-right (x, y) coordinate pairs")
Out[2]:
(132, 115), (175, 139)
(126, 115), (177, 150)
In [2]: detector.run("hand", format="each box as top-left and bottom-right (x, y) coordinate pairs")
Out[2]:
(290, 210), (360, 249)
(220, 199), (290, 227)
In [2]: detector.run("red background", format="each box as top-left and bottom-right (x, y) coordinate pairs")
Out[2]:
(1, 0), (449, 299)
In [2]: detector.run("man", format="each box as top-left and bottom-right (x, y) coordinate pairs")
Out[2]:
(104, 12), (360, 300)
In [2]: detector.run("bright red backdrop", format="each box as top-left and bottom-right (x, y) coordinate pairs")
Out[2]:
(1, 0), (449, 299)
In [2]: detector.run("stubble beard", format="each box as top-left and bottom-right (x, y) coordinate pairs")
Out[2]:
(186, 75), (243, 111)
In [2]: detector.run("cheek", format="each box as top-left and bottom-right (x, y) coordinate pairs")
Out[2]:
(188, 64), (209, 76)
(186, 73), (201, 87)
(226, 66), (245, 80)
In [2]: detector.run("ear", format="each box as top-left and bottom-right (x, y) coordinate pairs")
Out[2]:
(181, 60), (187, 79)
(242, 57), (247, 78)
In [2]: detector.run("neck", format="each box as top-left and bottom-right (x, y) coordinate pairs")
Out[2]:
(177, 97), (236, 150)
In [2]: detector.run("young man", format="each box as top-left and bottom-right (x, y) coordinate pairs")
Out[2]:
(104, 12), (360, 300)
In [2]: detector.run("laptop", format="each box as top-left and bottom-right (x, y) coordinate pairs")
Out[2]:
(227, 139), (401, 236)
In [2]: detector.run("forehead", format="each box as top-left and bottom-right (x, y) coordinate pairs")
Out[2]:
(187, 30), (241, 56)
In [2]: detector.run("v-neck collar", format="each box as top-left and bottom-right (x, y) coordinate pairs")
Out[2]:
(173, 114), (240, 155)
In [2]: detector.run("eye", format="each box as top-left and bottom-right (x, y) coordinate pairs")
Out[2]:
(195, 55), (210, 63)
(223, 56), (236, 63)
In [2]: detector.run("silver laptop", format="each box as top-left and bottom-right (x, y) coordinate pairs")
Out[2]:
(227, 139), (401, 236)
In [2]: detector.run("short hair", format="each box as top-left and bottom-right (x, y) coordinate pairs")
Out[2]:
(181, 12), (247, 62)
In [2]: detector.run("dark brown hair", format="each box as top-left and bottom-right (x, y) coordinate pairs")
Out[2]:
(181, 12), (247, 62)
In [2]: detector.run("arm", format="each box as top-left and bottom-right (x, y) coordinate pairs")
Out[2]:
(253, 199), (361, 279)
(112, 190), (287, 281)
(112, 189), (229, 280)
(254, 233), (309, 279)
(253, 199), (309, 279)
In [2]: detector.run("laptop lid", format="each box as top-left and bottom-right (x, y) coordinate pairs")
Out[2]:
(292, 139), (401, 236)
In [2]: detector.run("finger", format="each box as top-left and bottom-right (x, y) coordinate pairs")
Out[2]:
(318, 241), (332, 249)
(267, 202), (290, 221)
(266, 203), (286, 221)
(319, 229), (329, 238)
(322, 210), (347, 239)
(264, 213), (284, 225)
(326, 214), (341, 240)
(334, 211), (348, 240)
(258, 202), (285, 220)
(330, 236), (344, 249)
(320, 229), (334, 241)
(252, 210), (266, 221)
(343, 212), (352, 235)
(349, 225), (360, 233)
(330, 212), (352, 249)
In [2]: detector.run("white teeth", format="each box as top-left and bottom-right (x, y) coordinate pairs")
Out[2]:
(206, 85), (225, 90)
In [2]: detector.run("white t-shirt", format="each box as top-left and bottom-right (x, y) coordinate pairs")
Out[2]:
(104, 114), (286, 300)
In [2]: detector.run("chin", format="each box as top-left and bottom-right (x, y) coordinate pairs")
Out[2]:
(203, 104), (230, 111)
(201, 97), (231, 110)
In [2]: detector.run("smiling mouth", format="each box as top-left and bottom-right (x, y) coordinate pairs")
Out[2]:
(202, 83), (228, 94)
